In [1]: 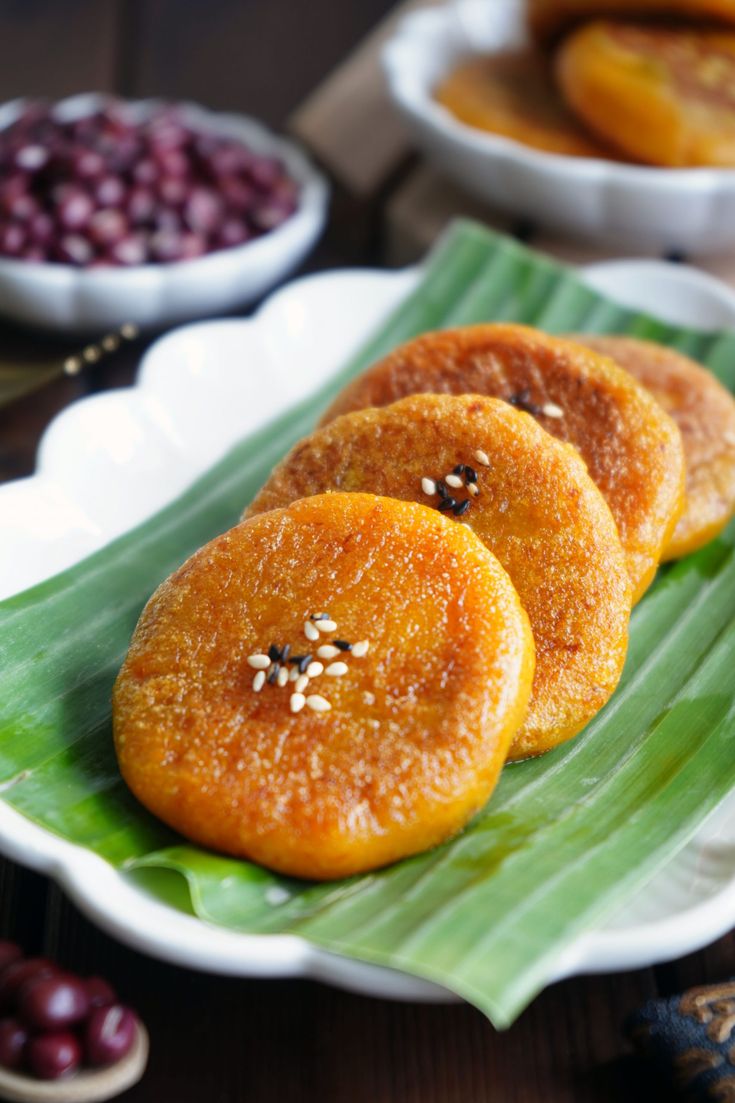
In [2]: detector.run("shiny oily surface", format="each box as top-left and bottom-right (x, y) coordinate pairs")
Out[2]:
(571, 335), (735, 559)
(114, 492), (535, 880)
(557, 21), (735, 167)
(321, 323), (685, 602)
(529, 0), (735, 42)
(434, 50), (616, 158)
(248, 396), (631, 760)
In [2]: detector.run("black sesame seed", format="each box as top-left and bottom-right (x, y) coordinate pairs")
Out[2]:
(464, 465), (478, 484)
(298, 654), (312, 673)
(438, 497), (457, 512)
(267, 663), (280, 684)
(334, 640), (352, 651)
(436, 481), (449, 499)
(452, 463), (466, 476)
(280, 643), (291, 662)
(453, 499), (471, 517)
(508, 388), (542, 416)
(268, 644), (281, 662)
(311, 613), (330, 621)
(289, 653), (305, 665)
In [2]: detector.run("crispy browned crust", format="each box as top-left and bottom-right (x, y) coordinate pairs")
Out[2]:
(247, 394), (632, 760)
(320, 323), (685, 601)
(114, 492), (534, 880)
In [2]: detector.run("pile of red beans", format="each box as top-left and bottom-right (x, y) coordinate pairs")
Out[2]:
(0, 941), (139, 1080)
(0, 99), (299, 266)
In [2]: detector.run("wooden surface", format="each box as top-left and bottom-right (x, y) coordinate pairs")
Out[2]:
(2, 2), (735, 1101)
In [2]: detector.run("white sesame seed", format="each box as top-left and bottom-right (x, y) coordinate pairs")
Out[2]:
(290, 693), (306, 713)
(352, 640), (370, 658)
(252, 671), (266, 692)
(468, 483), (480, 497)
(307, 661), (324, 678)
(445, 474), (463, 489)
(542, 402), (564, 419)
(289, 666), (299, 682)
(295, 674), (310, 693)
(325, 661), (348, 677)
(474, 449), (490, 467)
(304, 620), (320, 641)
(247, 654), (271, 669)
(316, 619), (337, 633)
(306, 694), (331, 712)
(277, 666), (289, 687)
(421, 477), (437, 496)
(317, 644), (340, 660)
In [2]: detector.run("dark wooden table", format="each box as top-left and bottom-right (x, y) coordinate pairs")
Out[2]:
(2, 3), (734, 1100)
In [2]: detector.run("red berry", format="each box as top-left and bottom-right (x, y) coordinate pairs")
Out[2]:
(0, 943), (22, 973)
(0, 958), (56, 1012)
(19, 973), (89, 1031)
(0, 1017), (28, 1070)
(84, 976), (116, 1009)
(27, 1031), (81, 1080)
(85, 1005), (136, 1067)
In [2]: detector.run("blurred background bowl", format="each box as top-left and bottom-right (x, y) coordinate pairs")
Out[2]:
(382, 0), (735, 254)
(0, 93), (329, 334)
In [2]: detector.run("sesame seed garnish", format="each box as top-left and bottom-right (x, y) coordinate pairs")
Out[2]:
(277, 666), (289, 687)
(445, 473), (463, 489)
(542, 402), (564, 419)
(267, 663), (280, 685)
(325, 661), (348, 677)
(453, 499), (471, 517)
(247, 654), (270, 670)
(310, 613), (331, 621)
(306, 661), (324, 678)
(474, 449), (490, 467)
(317, 644), (340, 660)
(304, 620), (320, 641)
(452, 464), (466, 476)
(508, 388), (542, 416)
(280, 643), (291, 662)
(316, 619), (337, 633)
(352, 640), (370, 658)
(468, 483), (480, 497)
(436, 481), (449, 499)
(297, 654), (312, 673)
(252, 671), (266, 692)
(421, 477), (437, 496)
(290, 693), (306, 713)
(295, 673), (309, 693)
(438, 497), (457, 512)
(334, 640), (352, 651)
(464, 466), (478, 484)
(289, 667), (299, 682)
(268, 644), (281, 663)
(306, 695), (331, 712)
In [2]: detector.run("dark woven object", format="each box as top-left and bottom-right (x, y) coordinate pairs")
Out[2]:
(627, 982), (735, 1100)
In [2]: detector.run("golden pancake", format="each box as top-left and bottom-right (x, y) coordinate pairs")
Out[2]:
(434, 50), (616, 158)
(529, 0), (735, 42)
(321, 323), (685, 601)
(557, 21), (735, 166)
(571, 335), (735, 558)
(247, 395), (631, 760)
(114, 492), (534, 880)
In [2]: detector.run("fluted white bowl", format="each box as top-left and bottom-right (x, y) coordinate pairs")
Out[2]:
(0, 93), (329, 333)
(383, 0), (735, 253)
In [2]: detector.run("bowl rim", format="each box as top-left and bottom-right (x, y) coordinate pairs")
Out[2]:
(0, 91), (329, 280)
(382, 0), (735, 191)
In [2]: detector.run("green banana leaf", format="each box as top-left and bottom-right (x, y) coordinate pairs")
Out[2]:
(2, 220), (735, 1029)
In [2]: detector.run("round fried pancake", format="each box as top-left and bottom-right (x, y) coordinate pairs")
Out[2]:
(557, 21), (735, 166)
(321, 324), (685, 601)
(529, 0), (735, 42)
(114, 492), (534, 880)
(434, 50), (616, 158)
(571, 335), (735, 558)
(246, 395), (632, 760)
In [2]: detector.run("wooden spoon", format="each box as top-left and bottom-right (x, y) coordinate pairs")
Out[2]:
(0, 1021), (148, 1103)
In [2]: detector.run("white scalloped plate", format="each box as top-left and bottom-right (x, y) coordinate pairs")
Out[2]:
(2, 257), (735, 1003)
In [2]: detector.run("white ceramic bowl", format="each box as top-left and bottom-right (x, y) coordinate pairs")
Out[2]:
(0, 93), (329, 333)
(383, 0), (735, 253)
